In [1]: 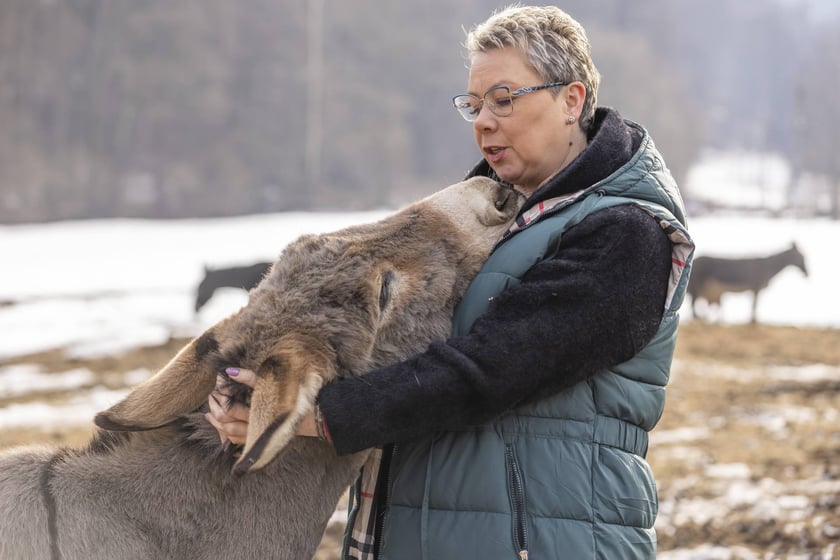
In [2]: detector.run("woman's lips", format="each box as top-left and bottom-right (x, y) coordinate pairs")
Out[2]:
(484, 146), (506, 163)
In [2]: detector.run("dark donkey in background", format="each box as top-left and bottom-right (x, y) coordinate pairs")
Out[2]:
(194, 261), (272, 312)
(688, 242), (808, 323)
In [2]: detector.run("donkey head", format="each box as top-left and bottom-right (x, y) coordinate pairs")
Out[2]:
(194, 266), (216, 312)
(789, 242), (808, 276)
(95, 177), (523, 474)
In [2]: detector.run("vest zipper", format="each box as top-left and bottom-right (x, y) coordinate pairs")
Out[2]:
(372, 443), (396, 558)
(505, 444), (529, 559)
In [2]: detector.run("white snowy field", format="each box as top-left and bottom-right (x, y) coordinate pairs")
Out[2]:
(0, 209), (835, 363)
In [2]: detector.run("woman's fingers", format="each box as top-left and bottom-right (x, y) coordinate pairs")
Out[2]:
(206, 390), (249, 445)
(208, 389), (251, 423)
(204, 410), (248, 446)
(206, 368), (257, 446)
(203, 409), (229, 444)
(225, 367), (257, 388)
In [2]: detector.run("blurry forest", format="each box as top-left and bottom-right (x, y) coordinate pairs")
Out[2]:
(1, 0), (839, 223)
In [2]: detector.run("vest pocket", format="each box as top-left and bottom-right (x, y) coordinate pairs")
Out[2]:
(505, 444), (529, 560)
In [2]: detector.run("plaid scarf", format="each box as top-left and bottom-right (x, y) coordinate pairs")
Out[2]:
(507, 190), (586, 234)
(344, 448), (383, 559)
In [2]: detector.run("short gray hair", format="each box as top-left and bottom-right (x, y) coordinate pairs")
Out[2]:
(465, 5), (601, 131)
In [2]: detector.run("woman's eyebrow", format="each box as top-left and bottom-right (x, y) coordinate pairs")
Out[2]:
(467, 81), (514, 96)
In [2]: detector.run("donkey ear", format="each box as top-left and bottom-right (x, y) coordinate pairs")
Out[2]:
(234, 334), (336, 475)
(94, 331), (220, 431)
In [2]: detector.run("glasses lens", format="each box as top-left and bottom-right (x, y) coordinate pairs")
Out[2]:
(485, 87), (513, 117)
(453, 95), (481, 122)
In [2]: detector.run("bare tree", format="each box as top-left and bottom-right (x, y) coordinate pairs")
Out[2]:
(589, 26), (702, 190)
(792, 18), (840, 219)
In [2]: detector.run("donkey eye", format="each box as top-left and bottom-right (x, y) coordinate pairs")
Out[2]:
(379, 270), (395, 312)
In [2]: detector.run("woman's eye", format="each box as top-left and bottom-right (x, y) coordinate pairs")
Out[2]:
(379, 271), (395, 312)
(456, 100), (480, 115)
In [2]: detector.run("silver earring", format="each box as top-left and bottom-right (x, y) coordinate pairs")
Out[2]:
(567, 115), (576, 124)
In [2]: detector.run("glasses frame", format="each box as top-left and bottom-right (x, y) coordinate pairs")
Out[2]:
(452, 82), (567, 122)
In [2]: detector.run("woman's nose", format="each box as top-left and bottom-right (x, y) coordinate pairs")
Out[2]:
(473, 103), (497, 132)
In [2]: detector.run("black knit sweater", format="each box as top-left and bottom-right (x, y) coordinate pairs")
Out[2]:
(318, 108), (673, 455)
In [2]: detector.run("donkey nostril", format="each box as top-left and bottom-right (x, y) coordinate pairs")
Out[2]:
(495, 191), (512, 211)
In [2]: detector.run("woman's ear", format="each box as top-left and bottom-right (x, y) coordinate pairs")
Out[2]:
(563, 81), (587, 118)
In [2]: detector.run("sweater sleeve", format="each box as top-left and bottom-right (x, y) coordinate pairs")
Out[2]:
(317, 204), (673, 455)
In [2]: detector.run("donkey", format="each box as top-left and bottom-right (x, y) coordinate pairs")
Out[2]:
(688, 242), (808, 323)
(0, 177), (523, 560)
(194, 261), (272, 313)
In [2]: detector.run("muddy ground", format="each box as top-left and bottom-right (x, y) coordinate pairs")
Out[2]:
(1, 322), (838, 558)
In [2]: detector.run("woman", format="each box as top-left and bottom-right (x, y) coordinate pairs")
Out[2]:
(208, 5), (694, 559)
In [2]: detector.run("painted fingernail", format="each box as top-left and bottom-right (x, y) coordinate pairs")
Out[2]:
(225, 367), (240, 376)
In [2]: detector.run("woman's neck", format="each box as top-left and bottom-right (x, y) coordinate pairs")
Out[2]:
(516, 128), (589, 196)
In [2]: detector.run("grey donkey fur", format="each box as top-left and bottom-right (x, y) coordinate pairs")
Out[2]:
(0, 177), (523, 560)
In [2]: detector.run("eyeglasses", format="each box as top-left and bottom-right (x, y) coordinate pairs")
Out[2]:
(452, 82), (566, 122)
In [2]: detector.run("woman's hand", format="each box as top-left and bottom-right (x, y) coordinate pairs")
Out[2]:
(205, 367), (321, 445)
(206, 368), (256, 446)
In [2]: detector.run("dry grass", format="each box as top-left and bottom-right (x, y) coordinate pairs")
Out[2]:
(2, 322), (839, 557)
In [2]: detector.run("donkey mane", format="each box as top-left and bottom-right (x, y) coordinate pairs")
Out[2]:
(83, 429), (132, 456)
